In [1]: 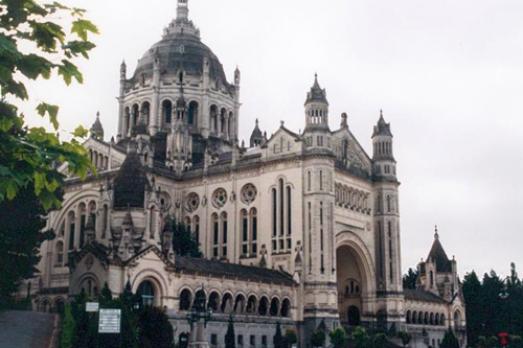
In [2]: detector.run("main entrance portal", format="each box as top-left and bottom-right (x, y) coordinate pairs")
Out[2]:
(336, 245), (366, 328)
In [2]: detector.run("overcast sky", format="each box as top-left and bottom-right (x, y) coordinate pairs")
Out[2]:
(24, 0), (523, 278)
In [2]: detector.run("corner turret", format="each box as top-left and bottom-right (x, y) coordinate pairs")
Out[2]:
(372, 110), (396, 180)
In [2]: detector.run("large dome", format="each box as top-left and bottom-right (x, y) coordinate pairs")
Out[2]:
(133, 30), (230, 87)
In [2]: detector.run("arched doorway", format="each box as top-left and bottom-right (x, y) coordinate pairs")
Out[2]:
(347, 305), (361, 326)
(336, 244), (369, 327)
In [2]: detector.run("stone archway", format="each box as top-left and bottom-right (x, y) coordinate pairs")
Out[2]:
(335, 235), (375, 328)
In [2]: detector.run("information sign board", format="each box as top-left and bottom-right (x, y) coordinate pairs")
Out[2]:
(98, 309), (121, 334)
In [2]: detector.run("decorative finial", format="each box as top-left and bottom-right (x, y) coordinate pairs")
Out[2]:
(255, 118), (259, 126)
(280, 120), (285, 127)
(434, 225), (439, 239)
(177, 0), (189, 21)
(380, 109), (384, 118)
(96, 111), (100, 119)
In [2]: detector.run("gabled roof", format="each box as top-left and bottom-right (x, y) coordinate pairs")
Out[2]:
(427, 234), (453, 273)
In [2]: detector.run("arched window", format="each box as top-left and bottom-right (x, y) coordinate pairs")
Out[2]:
(124, 107), (130, 135)
(137, 281), (155, 307)
(269, 298), (280, 316)
(441, 314), (446, 326)
(406, 310), (411, 324)
(241, 209), (248, 257)
(188, 101), (199, 126)
(193, 216), (200, 245)
(281, 299), (291, 317)
(454, 311), (461, 330)
(162, 100), (173, 125)
(221, 212), (228, 259)
(424, 312), (429, 325)
(246, 295), (257, 314)
(234, 294), (245, 314)
(387, 195), (391, 212)
(141, 101), (150, 125)
(412, 311), (417, 324)
(192, 290), (206, 312)
(132, 104), (139, 127)
(102, 205), (108, 238)
(221, 293), (233, 313)
(210, 105), (218, 133)
(67, 211), (75, 250)
(430, 312), (434, 325)
(220, 108), (227, 134)
(250, 208), (258, 255)
(55, 241), (64, 267)
(211, 213), (219, 258)
(418, 312), (423, 324)
(208, 292), (220, 311)
(258, 297), (269, 316)
(78, 203), (86, 248)
(179, 289), (192, 311)
(228, 111), (233, 138)
(435, 313), (440, 326)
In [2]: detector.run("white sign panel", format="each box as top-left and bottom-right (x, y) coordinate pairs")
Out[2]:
(86, 302), (99, 313)
(98, 309), (121, 334)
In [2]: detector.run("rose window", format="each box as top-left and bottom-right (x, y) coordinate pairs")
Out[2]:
(212, 188), (228, 208)
(186, 192), (200, 212)
(241, 184), (257, 205)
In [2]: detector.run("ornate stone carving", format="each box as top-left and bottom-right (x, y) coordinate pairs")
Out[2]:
(211, 188), (227, 208)
(185, 192), (200, 212)
(240, 183), (257, 205)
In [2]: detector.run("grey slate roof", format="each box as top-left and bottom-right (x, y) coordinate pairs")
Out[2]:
(113, 150), (150, 209)
(133, 35), (231, 91)
(305, 74), (328, 105)
(404, 288), (448, 304)
(175, 256), (295, 286)
(426, 237), (453, 273)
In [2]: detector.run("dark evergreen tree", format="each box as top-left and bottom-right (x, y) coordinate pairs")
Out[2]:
(440, 329), (460, 348)
(0, 184), (56, 306)
(168, 218), (202, 257)
(225, 315), (236, 348)
(402, 268), (419, 290)
(463, 271), (482, 347)
(273, 322), (284, 348)
(137, 306), (174, 348)
(310, 330), (326, 348)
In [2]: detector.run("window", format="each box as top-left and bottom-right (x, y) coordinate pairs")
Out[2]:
(261, 335), (267, 347)
(67, 211), (75, 250)
(221, 212), (228, 258)
(241, 209), (248, 256)
(137, 281), (155, 307)
(55, 241), (64, 267)
(251, 208), (258, 255)
(238, 335), (244, 346)
(211, 334), (218, 346)
(272, 179), (292, 253)
(319, 170), (323, 191)
(162, 100), (172, 124)
(307, 171), (311, 191)
(212, 214), (219, 258)
(193, 216), (200, 245)
(250, 335), (255, 346)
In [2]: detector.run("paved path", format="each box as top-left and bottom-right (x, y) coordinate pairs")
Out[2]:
(0, 311), (57, 348)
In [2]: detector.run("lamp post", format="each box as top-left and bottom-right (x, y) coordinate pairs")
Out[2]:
(497, 277), (511, 348)
(186, 286), (213, 348)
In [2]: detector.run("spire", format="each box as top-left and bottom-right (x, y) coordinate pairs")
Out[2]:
(177, 0), (189, 21)
(305, 73), (328, 105)
(372, 109), (393, 138)
(90, 111), (104, 141)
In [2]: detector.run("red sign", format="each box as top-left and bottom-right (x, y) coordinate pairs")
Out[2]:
(498, 332), (510, 347)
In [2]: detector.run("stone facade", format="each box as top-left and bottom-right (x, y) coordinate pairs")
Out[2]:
(26, 1), (466, 347)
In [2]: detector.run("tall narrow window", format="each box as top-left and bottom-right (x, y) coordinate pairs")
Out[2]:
(55, 241), (64, 267)
(68, 212), (75, 250)
(286, 186), (292, 236)
(149, 206), (156, 237)
(279, 179), (284, 237)
(212, 214), (219, 258)
(320, 202), (324, 274)
(319, 170), (323, 191)
(79, 203), (86, 248)
(308, 202), (312, 273)
(102, 205), (108, 238)
(193, 216), (200, 245)
(251, 208), (258, 255)
(221, 212), (228, 258)
(272, 189), (277, 237)
(241, 210), (248, 256)
(308, 171), (311, 191)
(387, 195), (391, 212)
(388, 221), (393, 283)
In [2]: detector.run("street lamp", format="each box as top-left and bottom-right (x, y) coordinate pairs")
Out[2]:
(186, 286), (213, 328)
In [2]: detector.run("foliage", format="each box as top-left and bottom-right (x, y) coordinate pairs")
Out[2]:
(0, 184), (54, 306)
(511, 336), (523, 348)
(329, 327), (348, 348)
(397, 331), (412, 348)
(352, 326), (370, 348)
(60, 304), (76, 348)
(440, 329), (460, 348)
(372, 333), (388, 348)
(137, 306), (174, 348)
(402, 268), (419, 290)
(0, 0), (98, 210)
(463, 264), (523, 346)
(169, 217), (202, 257)
(225, 315), (236, 348)
(285, 329), (298, 347)
(310, 330), (326, 348)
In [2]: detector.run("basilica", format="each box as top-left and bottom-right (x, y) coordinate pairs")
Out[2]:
(28, 1), (467, 347)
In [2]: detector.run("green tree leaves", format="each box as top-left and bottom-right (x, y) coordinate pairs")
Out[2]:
(0, 0), (97, 210)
